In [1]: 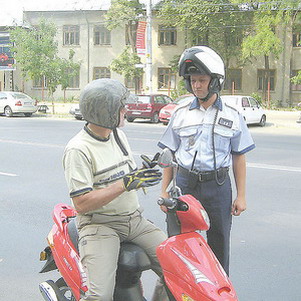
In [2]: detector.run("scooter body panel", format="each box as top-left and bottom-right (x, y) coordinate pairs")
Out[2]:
(157, 232), (238, 300)
(48, 204), (87, 300)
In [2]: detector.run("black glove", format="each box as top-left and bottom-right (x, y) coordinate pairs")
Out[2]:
(141, 152), (160, 168)
(123, 168), (162, 192)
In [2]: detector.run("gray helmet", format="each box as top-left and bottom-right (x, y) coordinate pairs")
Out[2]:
(80, 79), (129, 129)
(178, 46), (225, 100)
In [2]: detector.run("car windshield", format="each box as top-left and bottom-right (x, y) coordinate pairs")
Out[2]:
(126, 94), (139, 104)
(137, 96), (151, 104)
(11, 93), (31, 99)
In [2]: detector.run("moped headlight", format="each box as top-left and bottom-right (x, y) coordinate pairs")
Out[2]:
(182, 294), (196, 301)
(47, 230), (54, 247)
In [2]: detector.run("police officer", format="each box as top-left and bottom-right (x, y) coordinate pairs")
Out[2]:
(158, 46), (255, 275)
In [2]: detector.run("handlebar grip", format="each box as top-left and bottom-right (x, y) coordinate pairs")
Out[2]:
(157, 197), (177, 209)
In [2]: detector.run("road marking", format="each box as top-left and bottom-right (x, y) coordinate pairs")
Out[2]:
(247, 162), (301, 173)
(0, 139), (63, 148)
(1, 139), (300, 173)
(0, 171), (18, 177)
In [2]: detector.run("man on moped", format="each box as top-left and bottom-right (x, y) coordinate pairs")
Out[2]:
(63, 78), (168, 301)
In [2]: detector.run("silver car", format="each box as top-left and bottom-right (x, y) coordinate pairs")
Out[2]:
(0, 91), (38, 117)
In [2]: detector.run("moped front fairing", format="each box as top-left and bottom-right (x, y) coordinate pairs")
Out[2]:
(157, 232), (237, 301)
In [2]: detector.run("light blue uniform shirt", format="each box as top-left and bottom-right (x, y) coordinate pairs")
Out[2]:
(158, 97), (255, 172)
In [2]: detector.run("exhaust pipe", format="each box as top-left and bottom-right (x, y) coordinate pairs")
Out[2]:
(39, 280), (65, 301)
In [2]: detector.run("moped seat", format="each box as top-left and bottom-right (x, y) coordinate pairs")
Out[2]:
(67, 219), (151, 272)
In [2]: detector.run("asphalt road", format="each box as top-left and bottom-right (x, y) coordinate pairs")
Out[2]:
(0, 116), (300, 301)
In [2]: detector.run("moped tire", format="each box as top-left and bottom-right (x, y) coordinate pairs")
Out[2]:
(55, 278), (76, 301)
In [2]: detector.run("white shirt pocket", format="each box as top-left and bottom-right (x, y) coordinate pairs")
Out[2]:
(178, 127), (198, 151)
(213, 125), (234, 152)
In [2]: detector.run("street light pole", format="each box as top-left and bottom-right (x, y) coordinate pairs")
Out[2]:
(145, 0), (152, 94)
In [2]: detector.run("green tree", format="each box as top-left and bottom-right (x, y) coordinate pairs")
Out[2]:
(157, 0), (250, 67)
(60, 49), (80, 102)
(10, 19), (79, 112)
(105, 0), (144, 92)
(233, 0), (300, 103)
(110, 46), (143, 94)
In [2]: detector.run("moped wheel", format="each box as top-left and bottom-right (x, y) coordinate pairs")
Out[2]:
(55, 278), (76, 301)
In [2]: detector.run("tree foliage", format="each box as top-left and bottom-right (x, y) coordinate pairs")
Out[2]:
(10, 19), (80, 103)
(110, 46), (143, 93)
(105, 0), (144, 92)
(106, 0), (144, 52)
(157, 0), (251, 67)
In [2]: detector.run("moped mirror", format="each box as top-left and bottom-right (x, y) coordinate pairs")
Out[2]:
(157, 148), (174, 168)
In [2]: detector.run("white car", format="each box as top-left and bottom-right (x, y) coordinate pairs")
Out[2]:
(221, 95), (266, 126)
(0, 91), (38, 117)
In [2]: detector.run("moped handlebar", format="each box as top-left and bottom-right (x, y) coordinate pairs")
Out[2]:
(157, 197), (177, 209)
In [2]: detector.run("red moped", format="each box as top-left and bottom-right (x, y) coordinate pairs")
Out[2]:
(39, 149), (237, 301)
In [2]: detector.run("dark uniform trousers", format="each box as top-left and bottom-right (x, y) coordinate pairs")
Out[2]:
(176, 172), (232, 275)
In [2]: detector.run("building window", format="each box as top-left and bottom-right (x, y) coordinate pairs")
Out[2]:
(158, 26), (177, 45)
(158, 68), (176, 89)
(191, 31), (209, 46)
(257, 69), (275, 91)
(291, 70), (301, 91)
(125, 77), (136, 89)
(94, 25), (111, 45)
(33, 76), (47, 88)
(63, 25), (80, 46)
(65, 67), (80, 88)
(224, 69), (242, 90)
(93, 67), (111, 79)
(293, 32), (301, 47)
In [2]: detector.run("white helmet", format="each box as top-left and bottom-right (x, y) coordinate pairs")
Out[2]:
(178, 46), (225, 100)
(80, 79), (129, 129)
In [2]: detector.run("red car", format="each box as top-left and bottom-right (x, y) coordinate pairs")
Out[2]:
(159, 94), (194, 125)
(125, 94), (174, 123)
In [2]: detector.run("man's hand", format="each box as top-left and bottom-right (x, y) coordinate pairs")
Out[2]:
(123, 168), (162, 192)
(141, 153), (160, 168)
(231, 197), (247, 216)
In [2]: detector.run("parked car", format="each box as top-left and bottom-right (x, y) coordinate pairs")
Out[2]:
(221, 95), (266, 126)
(159, 94), (194, 125)
(0, 91), (37, 117)
(69, 103), (83, 120)
(70, 94), (138, 121)
(125, 94), (174, 123)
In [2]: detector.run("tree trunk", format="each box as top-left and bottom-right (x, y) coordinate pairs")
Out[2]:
(263, 55), (270, 104)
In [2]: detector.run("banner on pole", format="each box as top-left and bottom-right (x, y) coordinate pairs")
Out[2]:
(136, 21), (147, 56)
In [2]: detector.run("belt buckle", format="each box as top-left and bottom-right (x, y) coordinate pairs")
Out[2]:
(198, 173), (204, 182)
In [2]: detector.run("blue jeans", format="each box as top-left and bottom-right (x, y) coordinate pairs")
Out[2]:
(176, 173), (232, 275)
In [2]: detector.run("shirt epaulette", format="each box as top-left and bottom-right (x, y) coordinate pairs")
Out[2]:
(174, 99), (193, 114)
(224, 102), (238, 112)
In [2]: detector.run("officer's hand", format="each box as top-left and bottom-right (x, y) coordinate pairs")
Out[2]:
(231, 197), (247, 216)
(141, 153), (160, 168)
(123, 168), (162, 192)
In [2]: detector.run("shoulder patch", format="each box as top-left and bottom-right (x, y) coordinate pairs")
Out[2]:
(225, 102), (238, 112)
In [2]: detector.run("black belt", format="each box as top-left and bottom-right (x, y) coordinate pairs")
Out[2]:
(178, 165), (229, 183)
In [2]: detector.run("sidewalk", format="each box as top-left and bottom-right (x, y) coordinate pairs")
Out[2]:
(36, 103), (301, 130)
(265, 110), (301, 129)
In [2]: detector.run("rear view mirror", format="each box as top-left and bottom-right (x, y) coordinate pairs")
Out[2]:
(158, 148), (174, 168)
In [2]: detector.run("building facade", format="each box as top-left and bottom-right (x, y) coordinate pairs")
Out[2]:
(5, 9), (301, 106)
